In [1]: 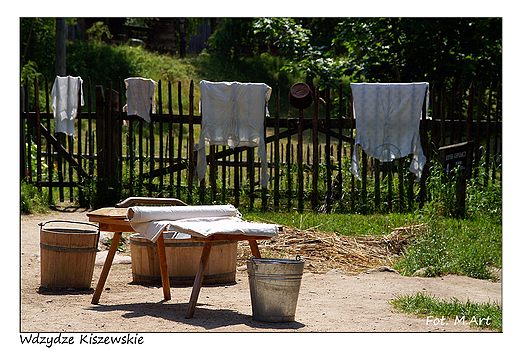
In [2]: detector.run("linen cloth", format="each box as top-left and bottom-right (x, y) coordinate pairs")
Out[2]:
(197, 80), (272, 187)
(350, 83), (429, 180)
(51, 76), (84, 136)
(122, 77), (157, 123)
(127, 204), (278, 242)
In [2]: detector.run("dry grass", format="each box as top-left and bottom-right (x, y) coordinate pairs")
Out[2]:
(237, 224), (429, 275)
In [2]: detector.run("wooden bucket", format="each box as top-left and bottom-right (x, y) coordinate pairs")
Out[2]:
(130, 234), (238, 285)
(39, 220), (99, 289)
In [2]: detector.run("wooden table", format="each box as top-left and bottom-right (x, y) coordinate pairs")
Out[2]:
(87, 201), (272, 319)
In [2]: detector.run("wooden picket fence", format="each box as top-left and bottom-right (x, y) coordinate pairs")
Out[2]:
(20, 77), (502, 212)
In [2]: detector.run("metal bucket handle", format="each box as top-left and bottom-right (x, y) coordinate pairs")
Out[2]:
(39, 220), (99, 230)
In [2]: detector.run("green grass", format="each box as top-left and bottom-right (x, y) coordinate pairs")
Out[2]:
(390, 292), (502, 331)
(393, 216), (501, 280)
(243, 209), (501, 281)
(243, 211), (421, 236)
(21, 181), (55, 214)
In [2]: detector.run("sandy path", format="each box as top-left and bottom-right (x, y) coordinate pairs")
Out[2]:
(20, 209), (501, 333)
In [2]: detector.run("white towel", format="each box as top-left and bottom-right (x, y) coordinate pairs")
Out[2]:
(198, 80), (272, 187)
(123, 77), (157, 123)
(51, 76), (84, 136)
(350, 83), (429, 180)
(127, 204), (277, 242)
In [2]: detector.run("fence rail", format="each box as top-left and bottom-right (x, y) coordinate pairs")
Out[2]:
(21, 77), (502, 213)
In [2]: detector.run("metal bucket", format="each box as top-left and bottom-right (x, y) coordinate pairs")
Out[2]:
(247, 257), (305, 322)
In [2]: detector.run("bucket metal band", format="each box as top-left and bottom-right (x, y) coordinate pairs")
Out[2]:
(132, 270), (236, 282)
(248, 272), (303, 280)
(40, 243), (98, 253)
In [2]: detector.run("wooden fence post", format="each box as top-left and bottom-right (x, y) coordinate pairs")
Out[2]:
(312, 87), (319, 210)
(274, 84), (280, 209)
(188, 80), (194, 204)
(297, 108), (304, 212)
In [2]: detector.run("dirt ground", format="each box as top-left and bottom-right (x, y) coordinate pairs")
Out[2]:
(20, 207), (501, 334)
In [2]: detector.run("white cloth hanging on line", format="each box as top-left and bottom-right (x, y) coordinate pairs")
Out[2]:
(350, 82), (429, 180)
(197, 80), (272, 187)
(51, 76), (84, 136)
(122, 77), (157, 123)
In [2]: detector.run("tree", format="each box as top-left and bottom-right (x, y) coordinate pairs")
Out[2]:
(208, 18), (502, 87)
(335, 18), (502, 85)
(20, 18), (56, 79)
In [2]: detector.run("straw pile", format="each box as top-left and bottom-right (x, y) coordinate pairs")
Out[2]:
(237, 223), (428, 275)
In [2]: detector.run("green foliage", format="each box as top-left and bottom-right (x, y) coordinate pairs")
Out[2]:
(335, 18), (502, 85)
(208, 17), (501, 87)
(85, 21), (113, 42)
(20, 18), (56, 78)
(390, 292), (501, 331)
(393, 217), (501, 280)
(207, 18), (258, 61)
(243, 211), (421, 237)
(66, 40), (138, 86)
(21, 181), (54, 214)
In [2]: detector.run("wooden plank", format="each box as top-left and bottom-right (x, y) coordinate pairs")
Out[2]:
(91, 231), (123, 304)
(337, 83), (343, 202)
(188, 80), (194, 204)
(38, 123), (89, 179)
(34, 78), (42, 184)
(325, 86), (331, 213)
(158, 80), (164, 195)
(274, 84), (280, 208)
(88, 207), (128, 219)
(484, 82), (493, 185)
(298, 108), (304, 212)
(185, 241), (213, 318)
(248, 147), (254, 209)
(44, 76), (53, 203)
(156, 233), (171, 300)
(312, 86), (319, 210)
(234, 147), (240, 207)
(177, 82), (184, 199)
(168, 81), (174, 196)
(210, 145), (216, 202)
(286, 122), (292, 210)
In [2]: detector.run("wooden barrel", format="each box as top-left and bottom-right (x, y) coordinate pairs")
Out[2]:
(130, 234), (238, 285)
(39, 221), (99, 289)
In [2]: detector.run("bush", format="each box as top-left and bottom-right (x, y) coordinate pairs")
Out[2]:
(21, 181), (54, 214)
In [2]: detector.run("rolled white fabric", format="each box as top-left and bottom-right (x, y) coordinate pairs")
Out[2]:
(127, 204), (240, 223)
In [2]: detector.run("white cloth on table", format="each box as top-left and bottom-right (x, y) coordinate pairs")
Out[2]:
(350, 82), (429, 180)
(133, 216), (279, 242)
(51, 76), (84, 136)
(127, 204), (278, 242)
(197, 80), (272, 187)
(123, 77), (157, 123)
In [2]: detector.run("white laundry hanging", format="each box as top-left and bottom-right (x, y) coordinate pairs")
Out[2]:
(51, 76), (84, 136)
(350, 83), (429, 180)
(122, 77), (157, 123)
(197, 80), (272, 187)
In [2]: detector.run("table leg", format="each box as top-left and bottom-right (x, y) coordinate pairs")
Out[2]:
(156, 233), (171, 300)
(248, 239), (261, 258)
(185, 241), (213, 318)
(92, 231), (122, 304)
